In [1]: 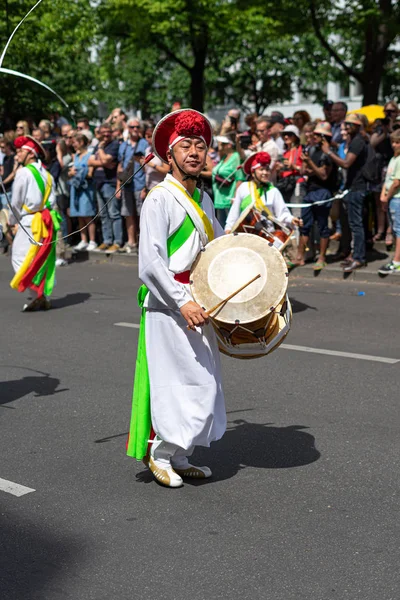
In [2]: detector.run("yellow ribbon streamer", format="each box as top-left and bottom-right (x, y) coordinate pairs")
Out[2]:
(10, 212), (48, 289)
(250, 181), (273, 217)
(167, 180), (215, 242)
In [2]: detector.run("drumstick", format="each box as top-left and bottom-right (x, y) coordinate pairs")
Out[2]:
(207, 273), (261, 315)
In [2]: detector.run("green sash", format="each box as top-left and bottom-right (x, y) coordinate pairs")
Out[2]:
(240, 182), (273, 211)
(126, 188), (203, 460)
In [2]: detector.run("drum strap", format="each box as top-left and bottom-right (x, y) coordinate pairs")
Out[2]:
(250, 181), (273, 217)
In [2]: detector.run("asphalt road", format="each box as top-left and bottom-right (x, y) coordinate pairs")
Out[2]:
(1, 256), (399, 600)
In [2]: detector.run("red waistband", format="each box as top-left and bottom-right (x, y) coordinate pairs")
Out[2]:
(174, 270), (191, 284)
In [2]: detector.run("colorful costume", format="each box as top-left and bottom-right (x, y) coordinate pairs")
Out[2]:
(9, 136), (60, 306)
(225, 152), (296, 231)
(127, 110), (226, 487)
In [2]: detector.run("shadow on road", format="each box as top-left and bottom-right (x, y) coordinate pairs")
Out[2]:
(51, 293), (91, 310)
(135, 419), (320, 485)
(0, 514), (85, 600)
(290, 297), (317, 313)
(0, 375), (68, 407)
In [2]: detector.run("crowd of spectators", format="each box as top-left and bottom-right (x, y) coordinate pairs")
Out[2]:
(0, 100), (399, 275)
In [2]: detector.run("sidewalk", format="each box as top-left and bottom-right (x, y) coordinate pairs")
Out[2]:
(69, 239), (399, 285)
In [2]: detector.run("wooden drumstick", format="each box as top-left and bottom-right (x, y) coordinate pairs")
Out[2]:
(207, 273), (261, 315)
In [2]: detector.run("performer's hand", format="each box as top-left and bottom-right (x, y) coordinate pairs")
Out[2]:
(292, 217), (303, 227)
(225, 229), (231, 234)
(115, 189), (122, 200)
(180, 301), (209, 330)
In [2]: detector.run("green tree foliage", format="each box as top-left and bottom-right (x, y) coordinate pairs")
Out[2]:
(0, 0), (100, 127)
(245, 0), (400, 105)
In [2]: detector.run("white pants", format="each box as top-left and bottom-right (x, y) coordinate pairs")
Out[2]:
(146, 308), (226, 451)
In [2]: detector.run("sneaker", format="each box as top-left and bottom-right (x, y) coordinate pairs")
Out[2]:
(95, 243), (110, 252)
(107, 243), (121, 253)
(74, 240), (88, 251)
(86, 241), (98, 252)
(120, 243), (137, 254)
(378, 261), (400, 275)
(55, 258), (68, 267)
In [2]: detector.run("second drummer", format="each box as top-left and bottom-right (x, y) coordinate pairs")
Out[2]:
(225, 151), (301, 233)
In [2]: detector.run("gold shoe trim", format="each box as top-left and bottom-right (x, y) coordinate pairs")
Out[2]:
(148, 457), (183, 487)
(173, 466), (211, 479)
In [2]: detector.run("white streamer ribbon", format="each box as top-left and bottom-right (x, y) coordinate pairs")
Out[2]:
(286, 190), (349, 208)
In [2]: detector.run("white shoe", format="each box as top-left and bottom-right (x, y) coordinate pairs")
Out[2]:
(74, 240), (88, 251)
(172, 463), (212, 479)
(55, 258), (68, 267)
(148, 456), (183, 488)
(86, 241), (98, 251)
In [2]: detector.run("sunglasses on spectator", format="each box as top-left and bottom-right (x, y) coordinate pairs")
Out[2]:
(129, 125), (140, 129)
(76, 126), (85, 130)
(256, 128), (268, 133)
(16, 125), (24, 129)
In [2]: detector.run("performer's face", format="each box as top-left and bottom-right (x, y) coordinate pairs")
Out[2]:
(16, 147), (33, 165)
(254, 166), (270, 183)
(168, 137), (207, 177)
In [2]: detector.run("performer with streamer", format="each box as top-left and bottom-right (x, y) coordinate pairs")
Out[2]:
(9, 135), (60, 311)
(127, 109), (226, 488)
(225, 151), (301, 233)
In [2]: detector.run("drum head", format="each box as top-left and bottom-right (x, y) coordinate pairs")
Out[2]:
(190, 233), (288, 324)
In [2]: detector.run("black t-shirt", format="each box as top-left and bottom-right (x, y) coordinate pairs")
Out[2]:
(2, 153), (15, 191)
(307, 146), (336, 192)
(94, 140), (120, 188)
(347, 133), (368, 190)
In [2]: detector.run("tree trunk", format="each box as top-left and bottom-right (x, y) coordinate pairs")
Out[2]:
(361, 20), (388, 105)
(189, 51), (206, 112)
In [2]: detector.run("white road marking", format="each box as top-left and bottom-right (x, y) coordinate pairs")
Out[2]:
(280, 344), (399, 364)
(0, 478), (35, 497)
(114, 322), (140, 329)
(114, 322), (399, 364)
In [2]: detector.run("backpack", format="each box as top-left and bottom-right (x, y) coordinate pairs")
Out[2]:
(361, 142), (380, 184)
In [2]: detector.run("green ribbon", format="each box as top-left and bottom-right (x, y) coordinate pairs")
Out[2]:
(127, 285), (151, 460)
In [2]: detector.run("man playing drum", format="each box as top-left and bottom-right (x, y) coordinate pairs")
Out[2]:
(225, 151), (301, 233)
(127, 109), (226, 488)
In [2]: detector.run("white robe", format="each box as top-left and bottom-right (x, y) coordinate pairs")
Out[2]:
(139, 175), (227, 450)
(10, 162), (56, 272)
(225, 181), (295, 232)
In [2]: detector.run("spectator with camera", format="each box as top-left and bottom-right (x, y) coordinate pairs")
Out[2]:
(116, 118), (149, 253)
(275, 124), (303, 202)
(322, 113), (370, 273)
(378, 129), (400, 275)
(220, 108), (241, 136)
(269, 115), (286, 153)
(296, 122), (337, 270)
(88, 122), (122, 252)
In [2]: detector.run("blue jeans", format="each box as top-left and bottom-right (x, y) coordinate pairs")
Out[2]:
(389, 197), (400, 238)
(346, 190), (367, 263)
(0, 193), (8, 209)
(300, 189), (332, 238)
(215, 207), (230, 228)
(97, 182), (123, 246)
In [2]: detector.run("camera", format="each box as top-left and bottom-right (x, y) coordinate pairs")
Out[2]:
(239, 134), (252, 149)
